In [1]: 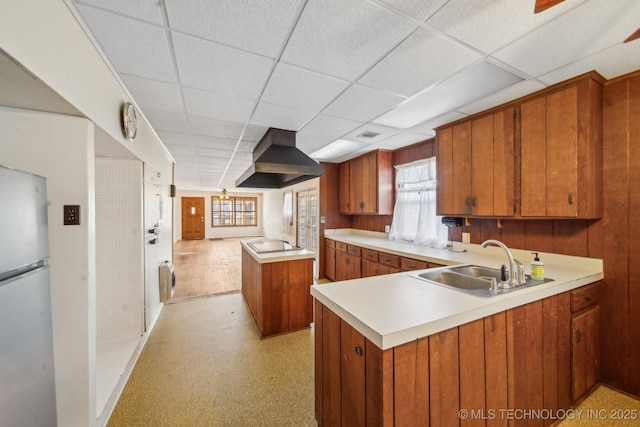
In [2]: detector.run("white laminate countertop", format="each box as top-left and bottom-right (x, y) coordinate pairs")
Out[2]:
(240, 238), (316, 264)
(311, 229), (603, 350)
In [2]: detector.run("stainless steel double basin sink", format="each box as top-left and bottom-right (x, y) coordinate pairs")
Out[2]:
(409, 265), (553, 298)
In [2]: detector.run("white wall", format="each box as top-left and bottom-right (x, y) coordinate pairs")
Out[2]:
(143, 164), (173, 328)
(173, 190), (264, 241)
(262, 178), (320, 245)
(1, 2), (175, 425)
(0, 108), (97, 427)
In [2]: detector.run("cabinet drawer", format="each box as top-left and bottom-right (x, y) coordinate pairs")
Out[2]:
(326, 239), (336, 249)
(428, 262), (445, 268)
(347, 244), (361, 256)
(401, 257), (428, 271)
(361, 248), (378, 262)
(336, 242), (347, 252)
(571, 282), (600, 313)
(379, 253), (400, 268)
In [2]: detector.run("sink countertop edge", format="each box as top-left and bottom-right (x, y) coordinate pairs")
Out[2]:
(314, 229), (604, 350)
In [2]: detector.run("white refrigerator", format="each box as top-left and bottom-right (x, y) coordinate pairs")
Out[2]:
(0, 165), (57, 426)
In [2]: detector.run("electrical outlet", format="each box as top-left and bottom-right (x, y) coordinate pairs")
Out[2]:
(64, 205), (81, 225)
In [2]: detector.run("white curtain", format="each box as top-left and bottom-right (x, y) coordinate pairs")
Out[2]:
(388, 157), (448, 248)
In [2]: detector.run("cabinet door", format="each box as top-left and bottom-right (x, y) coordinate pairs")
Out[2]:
(571, 307), (599, 401)
(349, 156), (364, 214)
(338, 162), (351, 214)
(521, 85), (581, 217)
(438, 108), (515, 217)
(436, 126), (454, 215)
(361, 259), (379, 278)
(546, 86), (579, 217)
(335, 250), (348, 281)
(471, 109), (515, 216)
(341, 319), (366, 426)
(346, 254), (362, 280)
(452, 121), (472, 215)
(325, 246), (336, 281)
(471, 115), (494, 216)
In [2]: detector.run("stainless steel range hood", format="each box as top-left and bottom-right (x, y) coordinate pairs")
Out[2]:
(235, 128), (324, 188)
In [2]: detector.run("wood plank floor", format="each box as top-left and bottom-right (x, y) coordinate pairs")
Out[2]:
(171, 238), (242, 300)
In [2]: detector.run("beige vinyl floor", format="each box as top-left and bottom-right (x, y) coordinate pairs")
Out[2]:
(107, 240), (639, 426)
(107, 292), (316, 426)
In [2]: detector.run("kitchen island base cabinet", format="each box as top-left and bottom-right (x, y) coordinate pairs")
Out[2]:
(241, 248), (313, 338)
(315, 287), (600, 426)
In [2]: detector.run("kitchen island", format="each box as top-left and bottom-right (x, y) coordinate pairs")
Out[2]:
(311, 230), (603, 426)
(241, 239), (315, 338)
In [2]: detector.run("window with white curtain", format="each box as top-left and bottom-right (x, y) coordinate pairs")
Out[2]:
(388, 157), (448, 248)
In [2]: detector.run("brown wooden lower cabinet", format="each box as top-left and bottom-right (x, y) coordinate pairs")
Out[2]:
(315, 283), (601, 427)
(241, 247), (313, 338)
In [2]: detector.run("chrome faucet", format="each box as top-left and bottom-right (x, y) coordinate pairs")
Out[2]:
(481, 239), (526, 288)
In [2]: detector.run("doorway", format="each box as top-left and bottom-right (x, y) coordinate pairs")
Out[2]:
(297, 190), (318, 252)
(181, 197), (205, 240)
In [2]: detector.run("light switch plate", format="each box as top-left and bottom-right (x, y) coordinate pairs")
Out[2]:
(462, 232), (470, 243)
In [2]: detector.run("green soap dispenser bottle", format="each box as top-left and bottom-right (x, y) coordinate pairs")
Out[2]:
(530, 252), (544, 280)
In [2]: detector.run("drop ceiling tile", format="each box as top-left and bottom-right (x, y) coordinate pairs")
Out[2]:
(76, 0), (164, 24)
(164, 143), (195, 161)
(298, 115), (362, 139)
(370, 0), (450, 21)
(310, 139), (370, 161)
(427, 0), (580, 53)
(77, 6), (176, 82)
(332, 145), (378, 163)
(194, 146), (234, 159)
(281, 0), (419, 80)
(375, 131), (432, 149)
(296, 133), (336, 155)
(157, 130), (191, 146)
(360, 28), (481, 97)
(121, 75), (184, 114)
(261, 63), (349, 111)
(492, 0), (640, 78)
(145, 110), (189, 133)
(457, 80), (546, 115)
(183, 87), (255, 123)
(164, 0), (302, 58)
(539, 39), (640, 84)
(342, 123), (401, 145)
(374, 61), (523, 128)
(188, 117), (267, 142)
(191, 135), (237, 150)
(250, 102), (316, 131)
(409, 111), (468, 134)
(323, 84), (406, 122)
(172, 33), (273, 100)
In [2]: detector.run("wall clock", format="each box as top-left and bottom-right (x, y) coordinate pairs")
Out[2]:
(120, 101), (137, 140)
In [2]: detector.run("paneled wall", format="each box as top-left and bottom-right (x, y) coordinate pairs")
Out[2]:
(599, 71), (640, 395)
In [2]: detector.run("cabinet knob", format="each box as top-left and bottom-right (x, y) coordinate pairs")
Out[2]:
(576, 329), (582, 343)
(355, 345), (363, 356)
(585, 294), (594, 301)
(568, 193), (574, 205)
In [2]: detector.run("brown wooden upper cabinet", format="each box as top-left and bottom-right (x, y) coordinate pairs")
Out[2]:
(437, 72), (603, 219)
(437, 107), (515, 216)
(520, 76), (603, 218)
(338, 150), (393, 215)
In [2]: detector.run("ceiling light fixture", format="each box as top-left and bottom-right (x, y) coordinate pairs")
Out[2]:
(218, 188), (231, 200)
